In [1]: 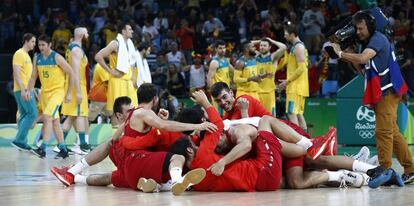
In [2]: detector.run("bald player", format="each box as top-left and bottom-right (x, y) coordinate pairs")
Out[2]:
(234, 42), (261, 100)
(61, 27), (91, 154)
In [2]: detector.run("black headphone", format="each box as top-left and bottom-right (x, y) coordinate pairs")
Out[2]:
(354, 10), (376, 36)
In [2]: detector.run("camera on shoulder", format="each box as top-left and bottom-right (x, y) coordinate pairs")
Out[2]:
(324, 7), (391, 59)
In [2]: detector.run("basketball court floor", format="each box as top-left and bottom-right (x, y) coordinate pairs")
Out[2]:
(1, 147), (414, 206)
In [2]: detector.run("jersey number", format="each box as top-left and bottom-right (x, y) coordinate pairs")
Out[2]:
(42, 71), (49, 78)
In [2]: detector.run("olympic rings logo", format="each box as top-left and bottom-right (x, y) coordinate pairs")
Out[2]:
(359, 130), (375, 139)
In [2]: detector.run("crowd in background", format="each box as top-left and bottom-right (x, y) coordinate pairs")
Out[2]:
(1, 0), (414, 101)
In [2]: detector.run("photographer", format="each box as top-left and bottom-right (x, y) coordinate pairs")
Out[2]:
(331, 11), (414, 184)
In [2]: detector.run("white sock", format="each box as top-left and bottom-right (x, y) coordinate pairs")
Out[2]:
(327, 171), (342, 182)
(159, 180), (173, 191)
(74, 175), (87, 184)
(169, 167), (182, 183)
(85, 134), (89, 144)
(296, 136), (313, 150)
(68, 158), (90, 175)
(76, 134), (80, 145)
(352, 160), (376, 173)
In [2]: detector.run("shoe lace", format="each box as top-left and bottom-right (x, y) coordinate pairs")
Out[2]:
(344, 153), (360, 161)
(344, 152), (353, 158)
(339, 179), (349, 189)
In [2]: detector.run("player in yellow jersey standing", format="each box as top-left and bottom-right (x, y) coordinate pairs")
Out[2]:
(234, 42), (261, 100)
(207, 40), (233, 115)
(279, 24), (309, 131)
(252, 37), (287, 115)
(61, 27), (91, 154)
(11, 33), (38, 151)
(27, 35), (75, 159)
(95, 22), (138, 128)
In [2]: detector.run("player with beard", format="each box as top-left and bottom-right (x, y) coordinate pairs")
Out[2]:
(135, 42), (152, 89)
(28, 34), (74, 159)
(278, 24), (309, 132)
(251, 38), (286, 115)
(207, 40), (233, 115)
(234, 42), (261, 100)
(61, 27), (91, 154)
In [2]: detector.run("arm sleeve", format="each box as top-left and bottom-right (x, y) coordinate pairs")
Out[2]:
(287, 62), (307, 83)
(12, 52), (24, 66)
(367, 33), (386, 54)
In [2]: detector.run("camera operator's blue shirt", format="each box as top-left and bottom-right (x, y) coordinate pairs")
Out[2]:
(366, 31), (391, 91)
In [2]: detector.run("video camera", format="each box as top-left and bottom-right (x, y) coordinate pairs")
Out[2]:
(325, 7), (391, 59)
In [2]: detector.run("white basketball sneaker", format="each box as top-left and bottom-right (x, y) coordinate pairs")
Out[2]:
(339, 170), (365, 188)
(352, 146), (370, 162)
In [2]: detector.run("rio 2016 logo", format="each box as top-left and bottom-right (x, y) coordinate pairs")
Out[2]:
(355, 106), (376, 139)
(356, 106), (376, 122)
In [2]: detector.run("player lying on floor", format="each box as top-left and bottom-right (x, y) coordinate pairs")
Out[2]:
(50, 84), (217, 195)
(171, 92), (393, 190)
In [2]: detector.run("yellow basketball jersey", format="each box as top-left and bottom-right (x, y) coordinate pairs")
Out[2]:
(235, 56), (259, 92)
(65, 43), (88, 86)
(92, 64), (110, 87)
(211, 56), (231, 86)
(36, 51), (65, 93)
(257, 54), (276, 93)
(109, 53), (132, 80)
(286, 42), (309, 97)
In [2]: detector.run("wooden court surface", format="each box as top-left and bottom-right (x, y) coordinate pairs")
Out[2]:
(1, 148), (414, 206)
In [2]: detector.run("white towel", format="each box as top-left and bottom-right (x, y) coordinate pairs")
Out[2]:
(223, 116), (261, 131)
(116, 34), (137, 74)
(135, 50), (152, 88)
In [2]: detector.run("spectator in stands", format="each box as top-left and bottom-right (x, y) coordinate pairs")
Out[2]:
(167, 64), (187, 98)
(238, 0), (258, 23)
(249, 13), (263, 38)
(202, 13), (225, 37)
(301, 1), (325, 55)
(153, 11), (169, 35)
(321, 41), (339, 98)
(142, 18), (160, 47)
(151, 53), (168, 93)
(166, 41), (187, 72)
(101, 20), (117, 46)
(161, 29), (177, 52)
(176, 18), (195, 64)
(237, 9), (248, 43)
(159, 89), (180, 120)
(396, 42), (414, 96)
(90, 9), (108, 43)
(188, 53), (207, 93)
(0, 0), (18, 51)
(52, 21), (71, 51)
